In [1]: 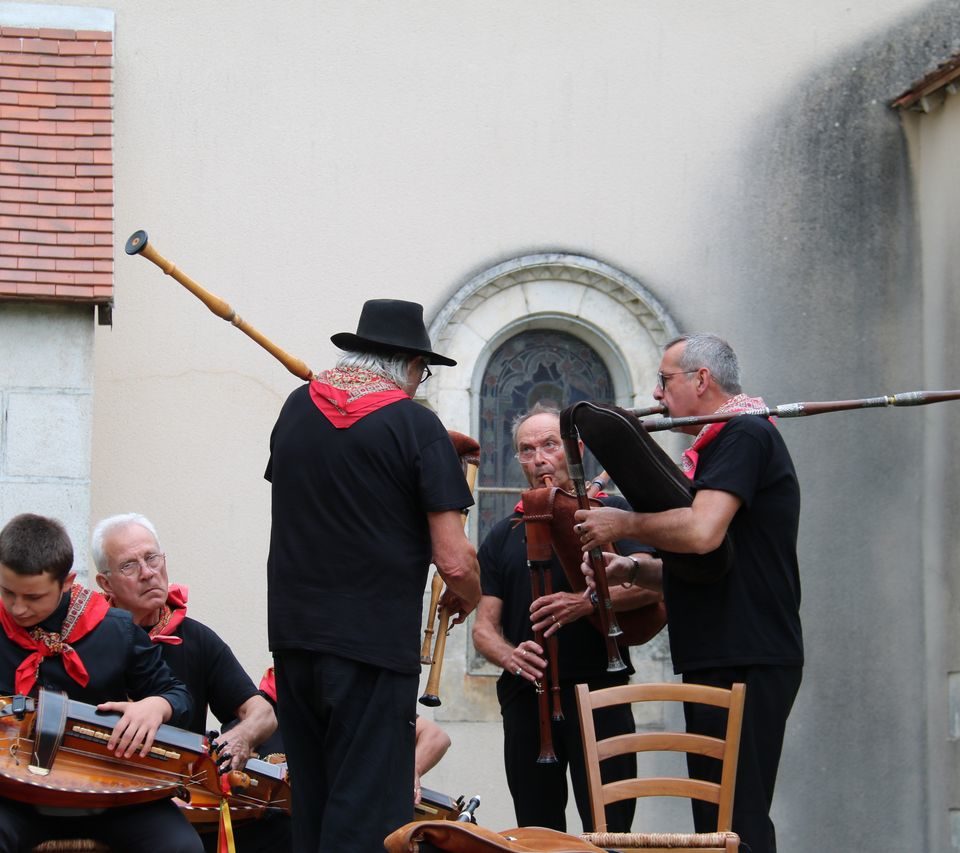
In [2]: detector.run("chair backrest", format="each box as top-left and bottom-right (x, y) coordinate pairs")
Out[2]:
(575, 681), (746, 834)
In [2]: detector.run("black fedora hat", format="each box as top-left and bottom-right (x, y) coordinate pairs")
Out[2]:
(331, 299), (456, 366)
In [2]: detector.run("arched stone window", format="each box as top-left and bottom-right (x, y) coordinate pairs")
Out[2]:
(424, 252), (681, 474)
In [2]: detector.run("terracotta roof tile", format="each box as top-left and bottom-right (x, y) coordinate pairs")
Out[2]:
(0, 24), (113, 302)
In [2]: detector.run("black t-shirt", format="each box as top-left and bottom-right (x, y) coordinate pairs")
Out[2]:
(0, 593), (192, 726)
(157, 617), (259, 736)
(478, 495), (640, 708)
(265, 385), (474, 674)
(663, 415), (804, 672)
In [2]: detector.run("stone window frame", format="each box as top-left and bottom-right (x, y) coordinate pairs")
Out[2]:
(424, 252), (681, 442)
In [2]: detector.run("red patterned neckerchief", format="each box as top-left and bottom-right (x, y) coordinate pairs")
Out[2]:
(145, 584), (189, 645)
(0, 583), (110, 694)
(309, 366), (408, 428)
(102, 583), (189, 645)
(680, 393), (769, 479)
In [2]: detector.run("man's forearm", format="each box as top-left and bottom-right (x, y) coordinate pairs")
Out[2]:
(472, 622), (514, 670)
(579, 492), (740, 557)
(436, 557), (481, 607)
(621, 507), (707, 553)
(429, 510), (482, 610)
(234, 695), (277, 748)
(609, 576), (662, 610)
(591, 552), (663, 594)
(415, 723), (451, 777)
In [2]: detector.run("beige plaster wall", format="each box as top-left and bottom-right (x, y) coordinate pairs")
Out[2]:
(83, 0), (931, 693)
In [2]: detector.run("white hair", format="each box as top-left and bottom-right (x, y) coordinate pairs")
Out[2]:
(336, 349), (419, 388)
(91, 513), (160, 574)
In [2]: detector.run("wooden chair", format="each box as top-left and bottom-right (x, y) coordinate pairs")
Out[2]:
(575, 681), (745, 853)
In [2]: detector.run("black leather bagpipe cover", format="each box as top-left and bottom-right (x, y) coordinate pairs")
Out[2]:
(564, 401), (733, 583)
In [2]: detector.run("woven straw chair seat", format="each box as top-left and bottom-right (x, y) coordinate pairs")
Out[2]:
(583, 831), (740, 850)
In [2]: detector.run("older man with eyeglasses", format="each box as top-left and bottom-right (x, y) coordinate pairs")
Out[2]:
(92, 513), (286, 852)
(576, 333), (803, 853)
(472, 402), (661, 833)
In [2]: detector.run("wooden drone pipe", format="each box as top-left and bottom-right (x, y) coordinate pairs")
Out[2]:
(125, 230), (313, 382)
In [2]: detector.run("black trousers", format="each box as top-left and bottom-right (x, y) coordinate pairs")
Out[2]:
(199, 811), (293, 852)
(0, 798), (203, 853)
(682, 665), (802, 853)
(501, 677), (636, 833)
(274, 650), (417, 853)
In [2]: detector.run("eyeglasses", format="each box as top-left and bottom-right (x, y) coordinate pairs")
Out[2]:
(515, 439), (563, 462)
(419, 363), (433, 383)
(657, 369), (698, 391)
(115, 552), (165, 577)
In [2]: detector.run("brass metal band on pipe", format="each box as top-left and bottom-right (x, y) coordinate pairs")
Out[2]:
(633, 390), (960, 433)
(125, 230), (314, 382)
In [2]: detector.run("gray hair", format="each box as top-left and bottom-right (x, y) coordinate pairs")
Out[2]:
(666, 333), (742, 395)
(510, 402), (561, 451)
(91, 513), (160, 574)
(336, 349), (421, 389)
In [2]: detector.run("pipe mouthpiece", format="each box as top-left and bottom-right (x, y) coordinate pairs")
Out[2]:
(125, 230), (149, 255)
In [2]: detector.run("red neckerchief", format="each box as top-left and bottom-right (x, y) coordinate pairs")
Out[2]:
(0, 583), (110, 694)
(680, 394), (768, 479)
(146, 584), (189, 645)
(103, 583), (189, 645)
(309, 366), (408, 428)
(259, 667), (277, 703)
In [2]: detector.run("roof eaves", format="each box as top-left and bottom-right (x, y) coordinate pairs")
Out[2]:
(891, 52), (960, 112)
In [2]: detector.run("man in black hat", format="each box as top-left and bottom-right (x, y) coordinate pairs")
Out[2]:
(265, 299), (481, 852)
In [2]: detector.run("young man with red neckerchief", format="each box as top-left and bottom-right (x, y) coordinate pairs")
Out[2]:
(0, 512), (200, 852)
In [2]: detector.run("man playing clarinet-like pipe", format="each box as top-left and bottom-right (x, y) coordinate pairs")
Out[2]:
(576, 334), (803, 853)
(265, 299), (481, 852)
(472, 403), (661, 832)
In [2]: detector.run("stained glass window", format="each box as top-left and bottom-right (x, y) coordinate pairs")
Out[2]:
(477, 329), (615, 545)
